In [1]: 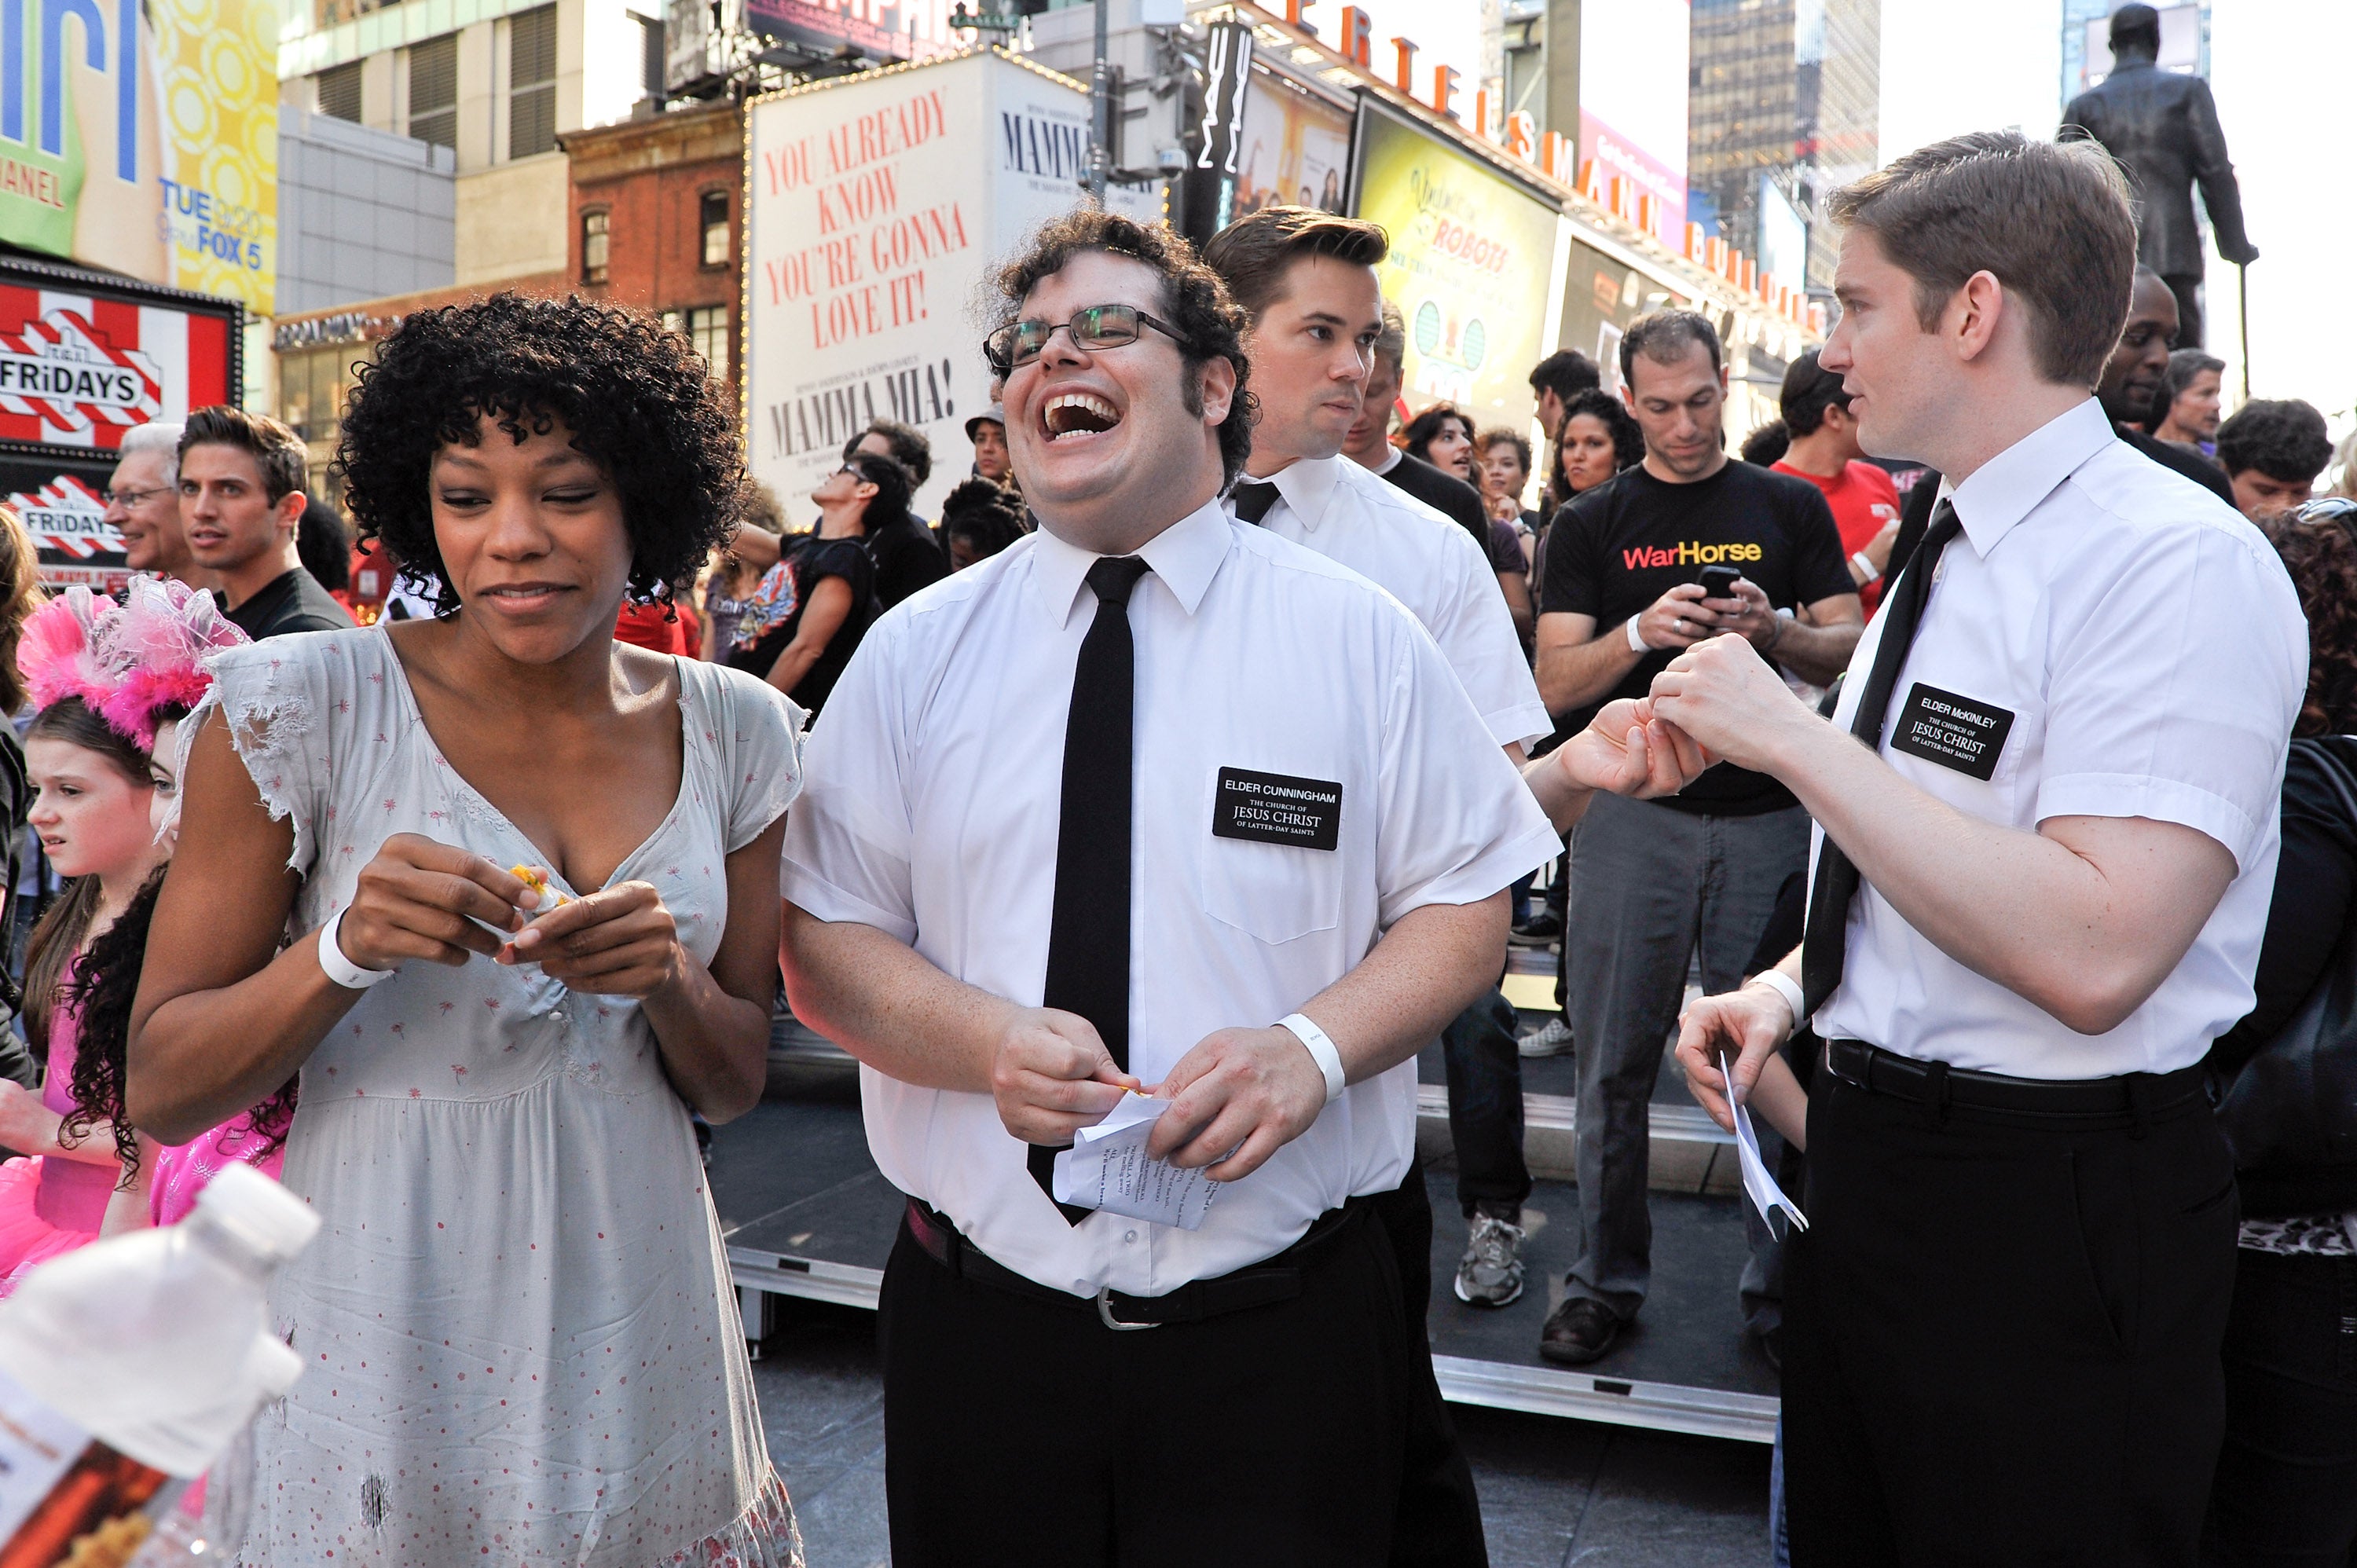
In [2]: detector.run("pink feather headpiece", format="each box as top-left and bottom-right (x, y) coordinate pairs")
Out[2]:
(18, 577), (251, 751)
(19, 587), (115, 714)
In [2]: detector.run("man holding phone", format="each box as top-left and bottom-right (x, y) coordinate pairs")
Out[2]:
(1531, 309), (1860, 1365)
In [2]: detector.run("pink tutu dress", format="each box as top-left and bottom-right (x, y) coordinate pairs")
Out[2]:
(0, 1005), (116, 1294)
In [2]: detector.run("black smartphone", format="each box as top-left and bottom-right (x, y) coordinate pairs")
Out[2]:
(1698, 563), (1743, 601)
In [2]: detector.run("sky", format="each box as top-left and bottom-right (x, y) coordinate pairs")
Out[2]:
(1878, 0), (2357, 434)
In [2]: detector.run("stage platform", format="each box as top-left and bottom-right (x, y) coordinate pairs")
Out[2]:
(712, 1061), (1780, 1445)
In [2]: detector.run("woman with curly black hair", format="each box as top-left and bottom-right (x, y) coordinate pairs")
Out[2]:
(127, 294), (806, 1566)
(1545, 387), (1644, 515)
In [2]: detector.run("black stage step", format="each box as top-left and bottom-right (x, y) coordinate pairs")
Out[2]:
(711, 1090), (1777, 1442)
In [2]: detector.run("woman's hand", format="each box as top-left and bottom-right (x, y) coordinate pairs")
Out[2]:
(337, 834), (537, 972)
(500, 881), (687, 999)
(0, 1080), (61, 1157)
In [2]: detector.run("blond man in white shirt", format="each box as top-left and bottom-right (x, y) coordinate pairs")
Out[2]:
(779, 209), (1700, 1566)
(1657, 132), (2307, 1565)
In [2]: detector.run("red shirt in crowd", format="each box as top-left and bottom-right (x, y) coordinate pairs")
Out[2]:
(614, 602), (688, 655)
(1772, 458), (1900, 615)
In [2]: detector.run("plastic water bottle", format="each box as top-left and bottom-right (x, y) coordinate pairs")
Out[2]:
(0, 1164), (319, 1566)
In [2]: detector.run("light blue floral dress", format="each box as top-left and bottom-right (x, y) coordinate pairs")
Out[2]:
(190, 628), (805, 1566)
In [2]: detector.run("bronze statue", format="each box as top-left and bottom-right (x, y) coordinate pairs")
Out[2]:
(2060, 3), (2256, 347)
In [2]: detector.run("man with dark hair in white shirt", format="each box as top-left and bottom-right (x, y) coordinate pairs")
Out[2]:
(1204, 207), (1552, 1316)
(779, 208), (1700, 1566)
(1659, 131), (2307, 1564)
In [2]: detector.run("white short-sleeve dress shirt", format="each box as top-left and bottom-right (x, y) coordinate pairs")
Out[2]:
(781, 497), (1559, 1295)
(1811, 397), (2308, 1078)
(1240, 454), (1551, 751)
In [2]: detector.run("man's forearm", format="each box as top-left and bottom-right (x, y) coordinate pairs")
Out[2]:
(779, 905), (1010, 1092)
(1521, 752), (1593, 833)
(1538, 629), (1640, 715)
(1760, 720), (2225, 1033)
(1766, 618), (1861, 687)
(1299, 894), (1508, 1084)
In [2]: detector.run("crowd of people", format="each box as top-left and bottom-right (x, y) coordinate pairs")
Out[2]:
(0, 112), (2346, 1568)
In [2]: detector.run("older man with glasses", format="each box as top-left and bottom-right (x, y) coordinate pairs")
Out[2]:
(104, 422), (211, 589)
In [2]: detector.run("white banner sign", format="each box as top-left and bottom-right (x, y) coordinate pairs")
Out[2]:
(746, 49), (1159, 522)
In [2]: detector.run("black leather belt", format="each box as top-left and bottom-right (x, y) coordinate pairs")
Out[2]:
(1824, 1038), (2206, 1127)
(904, 1195), (1367, 1331)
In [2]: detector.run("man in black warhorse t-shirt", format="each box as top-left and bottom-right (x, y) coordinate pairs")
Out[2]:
(1533, 310), (1860, 1368)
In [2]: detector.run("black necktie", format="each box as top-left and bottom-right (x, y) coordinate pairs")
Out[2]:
(1028, 555), (1154, 1222)
(1230, 480), (1281, 524)
(1799, 502), (1965, 1017)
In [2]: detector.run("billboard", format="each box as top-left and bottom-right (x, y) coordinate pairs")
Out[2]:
(1556, 236), (1690, 396)
(745, 49), (1148, 520)
(1577, 0), (1689, 240)
(0, 260), (242, 590)
(0, 0), (278, 316)
(746, 0), (955, 63)
(1232, 68), (1352, 220)
(3, 455), (127, 595)
(1351, 102), (1566, 434)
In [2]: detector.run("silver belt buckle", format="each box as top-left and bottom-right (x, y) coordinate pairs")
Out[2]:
(1095, 1286), (1160, 1332)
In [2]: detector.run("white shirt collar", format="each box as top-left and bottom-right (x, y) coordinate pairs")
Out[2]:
(1369, 445), (1403, 478)
(1241, 453), (1346, 533)
(1028, 495), (1232, 629)
(1947, 397), (2116, 556)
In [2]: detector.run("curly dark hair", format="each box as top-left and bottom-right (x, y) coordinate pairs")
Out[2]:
(337, 293), (743, 617)
(1547, 387), (1645, 508)
(2265, 513), (2357, 738)
(2218, 398), (2333, 486)
(940, 477), (1025, 562)
(988, 209), (1257, 489)
(57, 868), (298, 1180)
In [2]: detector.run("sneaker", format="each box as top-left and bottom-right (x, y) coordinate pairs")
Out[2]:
(1508, 910), (1563, 947)
(1453, 1213), (1527, 1307)
(1518, 1017), (1574, 1058)
(1539, 1297), (1621, 1365)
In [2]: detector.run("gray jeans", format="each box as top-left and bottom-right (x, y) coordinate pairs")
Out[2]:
(1562, 792), (1808, 1325)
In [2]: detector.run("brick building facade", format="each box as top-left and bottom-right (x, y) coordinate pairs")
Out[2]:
(562, 102), (744, 402)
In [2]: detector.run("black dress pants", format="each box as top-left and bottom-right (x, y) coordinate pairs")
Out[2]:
(1371, 1161), (1493, 1566)
(1783, 1063), (2238, 1567)
(1441, 987), (1532, 1221)
(879, 1207), (1412, 1566)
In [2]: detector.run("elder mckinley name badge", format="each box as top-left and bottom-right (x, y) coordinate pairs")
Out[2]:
(1890, 683), (2015, 781)
(1212, 768), (1343, 851)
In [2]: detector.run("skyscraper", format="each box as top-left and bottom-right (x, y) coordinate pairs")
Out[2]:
(1687, 0), (1878, 298)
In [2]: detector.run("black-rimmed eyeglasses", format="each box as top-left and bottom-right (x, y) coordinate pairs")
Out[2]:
(984, 304), (1191, 376)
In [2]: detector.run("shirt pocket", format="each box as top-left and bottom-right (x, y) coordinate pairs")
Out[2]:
(1198, 835), (1344, 944)
(1194, 765), (1345, 945)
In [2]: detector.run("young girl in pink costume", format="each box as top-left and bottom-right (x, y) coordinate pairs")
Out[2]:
(0, 578), (277, 1289)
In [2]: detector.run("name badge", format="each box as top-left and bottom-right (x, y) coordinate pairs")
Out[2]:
(1212, 768), (1343, 851)
(1890, 683), (2014, 780)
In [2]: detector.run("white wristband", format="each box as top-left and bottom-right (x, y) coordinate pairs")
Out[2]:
(318, 906), (395, 990)
(1850, 550), (1879, 581)
(1277, 1013), (1347, 1105)
(1748, 968), (1807, 1028)
(1625, 616), (1652, 654)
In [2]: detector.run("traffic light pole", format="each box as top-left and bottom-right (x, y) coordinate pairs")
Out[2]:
(1087, 0), (1111, 205)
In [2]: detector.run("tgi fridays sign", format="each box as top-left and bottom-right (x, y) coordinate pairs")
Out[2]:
(0, 459), (128, 594)
(0, 273), (235, 453)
